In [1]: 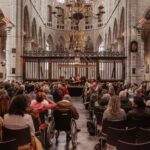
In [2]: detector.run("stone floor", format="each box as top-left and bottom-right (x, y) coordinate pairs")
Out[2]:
(47, 97), (99, 150)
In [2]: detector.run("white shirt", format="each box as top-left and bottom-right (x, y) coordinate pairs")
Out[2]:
(4, 113), (35, 134)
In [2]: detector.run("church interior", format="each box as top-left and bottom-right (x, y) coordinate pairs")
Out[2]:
(0, 0), (150, 150)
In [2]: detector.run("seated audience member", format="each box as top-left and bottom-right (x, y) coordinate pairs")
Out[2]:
(127, 96), (150, 123)
(0, 89), (10, 118)
(95, 93), (111, 111)
(43, 85), (54, 101)
(102, 95), (126, 121)
(27, 84), (36, 100)
(52, 85), (64, 103)
(134, 88), (143, 97)
(3, 94), (35, 134)
(54, 94), (80, 136)
(30, 91), (56, 113)
(55, 94), (79, 120)
(30, 91), (56, 123)
(119, 90), (132, 113)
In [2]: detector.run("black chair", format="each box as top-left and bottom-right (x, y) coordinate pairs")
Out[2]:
(2, 126), (31, 146)
(127, 118), (150, 129)
(94, 107), (104, 125)
(101, 120), (127, 135)
(137, 127), (150, 143)
(117, 140), (150, 150)
(0, 139), (18, 150)
(107, 127), (137, 147)
(99, 120), (127, 149)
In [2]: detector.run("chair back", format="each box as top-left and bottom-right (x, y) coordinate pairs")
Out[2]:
(102, 120), (126, 134)
(53, 109), (72, 131)
(127, 118), (150, 128)
(0, 139), (17, 150)
(137, 127), (150, 143)
(94, 107), (104, 125)
(2, 126), (31, 146)
(117, 140), (150, 150)
(107, 127), (137, 147)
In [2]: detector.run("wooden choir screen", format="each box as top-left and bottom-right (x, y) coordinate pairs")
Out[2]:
(99, 60), (124, 81)
(51, 60), (97, 80)
(23, 56), (125, 82)
(24, 59), (49, 80)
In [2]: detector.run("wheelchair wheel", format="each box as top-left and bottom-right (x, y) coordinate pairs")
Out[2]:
(47, 119), (55, 146)
(71, 119), (78, 148)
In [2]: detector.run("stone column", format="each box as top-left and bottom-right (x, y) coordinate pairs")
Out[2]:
(136, 33), (145, 83)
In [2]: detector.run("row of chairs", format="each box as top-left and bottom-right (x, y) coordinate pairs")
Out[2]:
(0, 126), (31, 150)
(96, 120), (150, 150)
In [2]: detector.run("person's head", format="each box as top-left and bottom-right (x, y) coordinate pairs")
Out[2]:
(63, 94), (72, 101)
(36, 92), (46, 102)
(132, 96), (145, 109)
(134, 88), (143, 97)
(43, 85), (50, 94)
(107, 95), (121, 114)
(8, 95), (28, 116)
(119, 90), (127, 102)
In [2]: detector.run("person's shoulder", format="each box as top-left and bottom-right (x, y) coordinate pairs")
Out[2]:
(57, 100), (72, 108)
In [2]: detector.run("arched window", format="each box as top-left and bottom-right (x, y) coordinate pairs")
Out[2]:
(99, 42), (104, 52)
(47, 5), (52, 22)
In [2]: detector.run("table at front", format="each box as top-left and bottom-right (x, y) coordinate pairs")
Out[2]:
(67, 86), (83, 97)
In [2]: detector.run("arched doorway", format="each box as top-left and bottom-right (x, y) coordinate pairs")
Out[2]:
(85, 36), (94, 52)
(46, 34), (54, 51)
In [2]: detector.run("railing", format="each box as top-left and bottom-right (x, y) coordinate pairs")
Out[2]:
(23, 50), (126, 58)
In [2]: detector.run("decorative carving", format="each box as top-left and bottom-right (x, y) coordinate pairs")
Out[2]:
(130, 41), (138, 52)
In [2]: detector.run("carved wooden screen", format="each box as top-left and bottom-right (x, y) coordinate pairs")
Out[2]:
(23, 51), (125, 81)
(99, 60), (124, 81)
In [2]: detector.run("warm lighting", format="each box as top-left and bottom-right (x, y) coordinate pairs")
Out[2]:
(68, 30), (87, 52)
(53, 0), (104, 24)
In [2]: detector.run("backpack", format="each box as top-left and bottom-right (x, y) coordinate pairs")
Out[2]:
(87, 120), (96, 136)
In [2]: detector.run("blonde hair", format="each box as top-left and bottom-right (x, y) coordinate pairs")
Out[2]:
(107, 95), (121, 115)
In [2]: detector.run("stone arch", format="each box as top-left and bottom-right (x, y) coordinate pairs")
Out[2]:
(96, 35), (103, 52)
(47, 5), (52, 22)
(112, 19), (118, 51)
(23, 6), (30, 51)
(85, 36), (94, 52)
(119, 7), (125, 51)
(46, 34), (54, 51)
(31, 18), (37, 50)
(38, 27), (42, 49)
(113, 19), (118, 41)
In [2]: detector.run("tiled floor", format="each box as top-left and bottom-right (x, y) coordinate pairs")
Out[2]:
(47, 97), (99, 150)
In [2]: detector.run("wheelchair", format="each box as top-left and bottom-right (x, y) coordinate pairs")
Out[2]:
(47, 109), (78, 148)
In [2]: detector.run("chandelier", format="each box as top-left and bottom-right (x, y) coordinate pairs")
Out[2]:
(53, 0), (104, 25)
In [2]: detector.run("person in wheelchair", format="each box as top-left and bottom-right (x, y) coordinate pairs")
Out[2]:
(53, 94), (79, 143)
